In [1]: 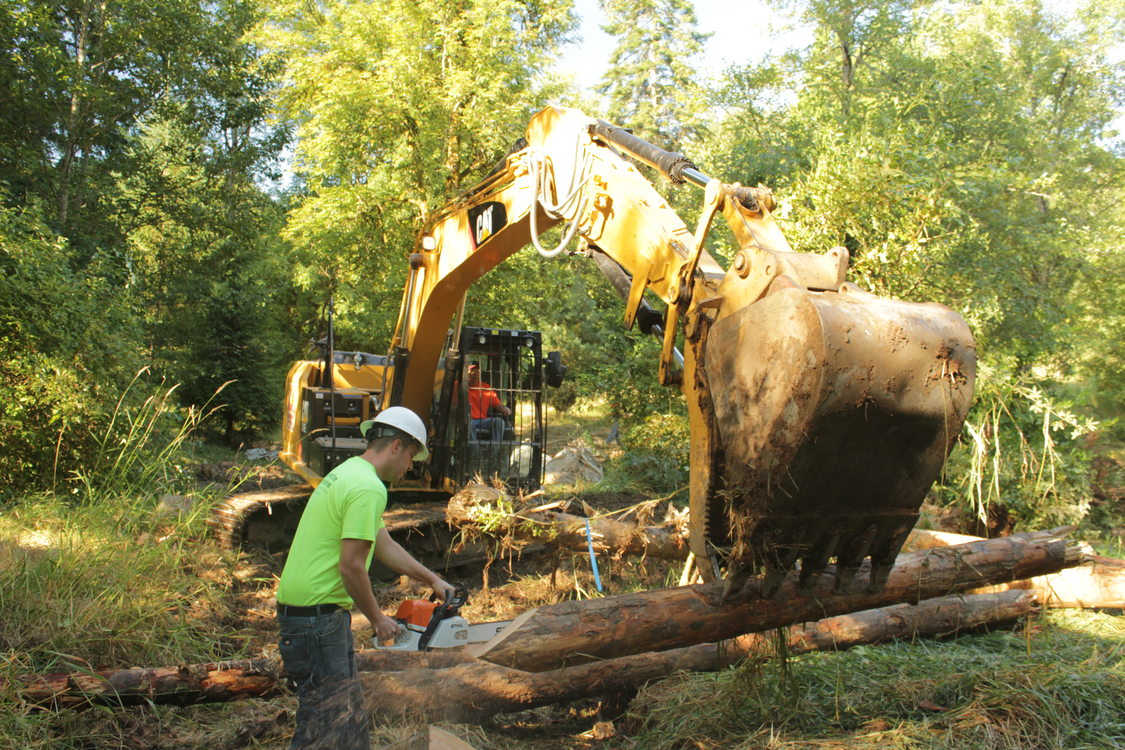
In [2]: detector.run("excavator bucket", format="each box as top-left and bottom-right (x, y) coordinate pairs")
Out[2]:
(703, 282), (976, 594)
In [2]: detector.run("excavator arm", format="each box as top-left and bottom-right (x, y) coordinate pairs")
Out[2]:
(388, 106), (976, 595)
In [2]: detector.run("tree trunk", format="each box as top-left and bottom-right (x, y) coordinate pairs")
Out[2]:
(9, 649), (468, 709)
(12, 658), (283, 709)
(363, 590), (1037, 723)
(905, 529), (1124, 609)
(446, 484), (690, 560)
(472, 528), (1086, 672)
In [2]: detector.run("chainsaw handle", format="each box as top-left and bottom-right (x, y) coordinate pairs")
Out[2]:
(429, 583), (468, 610)
(375, 619), (410, 648)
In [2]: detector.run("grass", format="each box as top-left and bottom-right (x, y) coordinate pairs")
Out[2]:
(624, 610), (1125, 750)
(0, 497), (242, 671)
(0, 494), (254, 749)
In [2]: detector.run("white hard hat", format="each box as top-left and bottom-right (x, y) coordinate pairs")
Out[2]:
(360, 406), (429, 461)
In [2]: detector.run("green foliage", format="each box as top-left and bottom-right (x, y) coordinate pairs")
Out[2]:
(0, 203), (145, 497)
(597, 0), (711, 144)
(69, 370), (234, 505)
(940, 364), (1098, 530)
(707, 0), (1125, 528)
(601, 412), (690, 496)
(115, 114), (294, 443)
(258, 0), (577, 347)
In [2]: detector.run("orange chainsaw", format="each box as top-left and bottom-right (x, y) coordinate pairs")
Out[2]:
(377, 585), (509, 651)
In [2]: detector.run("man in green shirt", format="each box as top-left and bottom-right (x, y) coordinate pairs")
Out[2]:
(276, 406), (453, 749)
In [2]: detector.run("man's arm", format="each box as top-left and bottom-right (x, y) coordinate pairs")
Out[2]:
(488, 390), (512, 418)
(372, 527), (456, 602)
(339, 538), (400, 642)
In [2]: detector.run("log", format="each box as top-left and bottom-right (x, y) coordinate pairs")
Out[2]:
(472, 527), (1087, 672)
(363, 590), (1037, 723)
(10, 649), (469, 709)
(446, 484), (689, 560)
(12, 586), (1038, 713)
(11, 658), (283, 709)
(905, 529), (1124, 609)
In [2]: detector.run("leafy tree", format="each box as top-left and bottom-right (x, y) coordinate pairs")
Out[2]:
(0, 0), (271, 251)
(115, 115), (291, 443)
(0, 0), (291, 481)
(0, 201), (145, 497)
(107, 0), (292, 443)
(714, 0), (1125, 527)
(258, 0), (576, 348)
(597, 0), (710, 145)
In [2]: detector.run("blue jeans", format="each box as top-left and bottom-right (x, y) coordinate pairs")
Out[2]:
(277, 608), (369, 749)
(472, 417), (505, 442)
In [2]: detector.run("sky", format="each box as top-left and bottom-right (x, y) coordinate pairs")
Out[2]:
(553, 0), (812, 94)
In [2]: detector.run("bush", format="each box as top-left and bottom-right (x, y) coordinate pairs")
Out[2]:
(0, 204), (147, 498)
(937, 363), (1098, 532)
(601, 412), (691, 496)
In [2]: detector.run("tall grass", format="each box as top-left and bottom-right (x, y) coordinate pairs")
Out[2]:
(0, 375), (250, 746)
(0, 373), (246, 668)
(68, 368), (234, 510)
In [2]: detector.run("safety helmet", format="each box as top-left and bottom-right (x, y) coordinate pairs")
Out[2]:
(360, 406), (429, 461)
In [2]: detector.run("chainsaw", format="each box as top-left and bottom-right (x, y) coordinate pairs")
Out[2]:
(376, 585), (510, 651)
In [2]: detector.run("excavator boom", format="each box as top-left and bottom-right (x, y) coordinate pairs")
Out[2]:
(367, 107), (975, 593)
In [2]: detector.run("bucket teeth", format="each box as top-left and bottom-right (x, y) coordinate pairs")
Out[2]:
(797, 531), (840, 592)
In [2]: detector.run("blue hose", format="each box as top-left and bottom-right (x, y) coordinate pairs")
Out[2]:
(584, 518), (603, 593)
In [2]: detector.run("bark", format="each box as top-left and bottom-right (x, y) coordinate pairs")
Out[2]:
(12, 659), (283, 710)
(9, 650), (467, 709)
(363, 590), (1037, 723)
(446, 484), (690, 560)
(472, 528), (1087, 672)
(905, 529), (1124, 609)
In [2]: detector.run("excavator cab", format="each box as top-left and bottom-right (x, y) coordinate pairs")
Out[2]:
(427, 327), (552, 491)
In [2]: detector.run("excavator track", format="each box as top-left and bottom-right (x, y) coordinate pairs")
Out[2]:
(209, 484), (315, 550)
(209, 485), (503, 572)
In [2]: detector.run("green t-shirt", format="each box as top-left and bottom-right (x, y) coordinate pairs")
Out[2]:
(277, 456), (387, 608)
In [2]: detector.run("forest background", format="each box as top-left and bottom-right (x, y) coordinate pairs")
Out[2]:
(1, 0), (1122, 535)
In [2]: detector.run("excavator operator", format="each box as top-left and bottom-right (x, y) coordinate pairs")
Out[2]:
(467, 362), (511, 442)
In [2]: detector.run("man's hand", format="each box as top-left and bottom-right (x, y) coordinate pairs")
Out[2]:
(373, 612), (402, 644)
(430, 577), (456, 603)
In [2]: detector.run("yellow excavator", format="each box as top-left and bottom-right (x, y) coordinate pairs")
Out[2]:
(212, 106), (976, 594)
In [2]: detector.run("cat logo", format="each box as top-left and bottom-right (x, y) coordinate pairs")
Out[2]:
(468, 201), (507, 249)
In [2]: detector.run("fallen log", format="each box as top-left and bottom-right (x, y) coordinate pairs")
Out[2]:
(11, 586), (1037, 712)
(472, 527), (1087, 672)
(905, 529), (1124, 609)
(364, 590), (1037, 723)
(11, 658), (283, 709)
(9, 649), (469, 709)
(446, 484), (689, 560)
